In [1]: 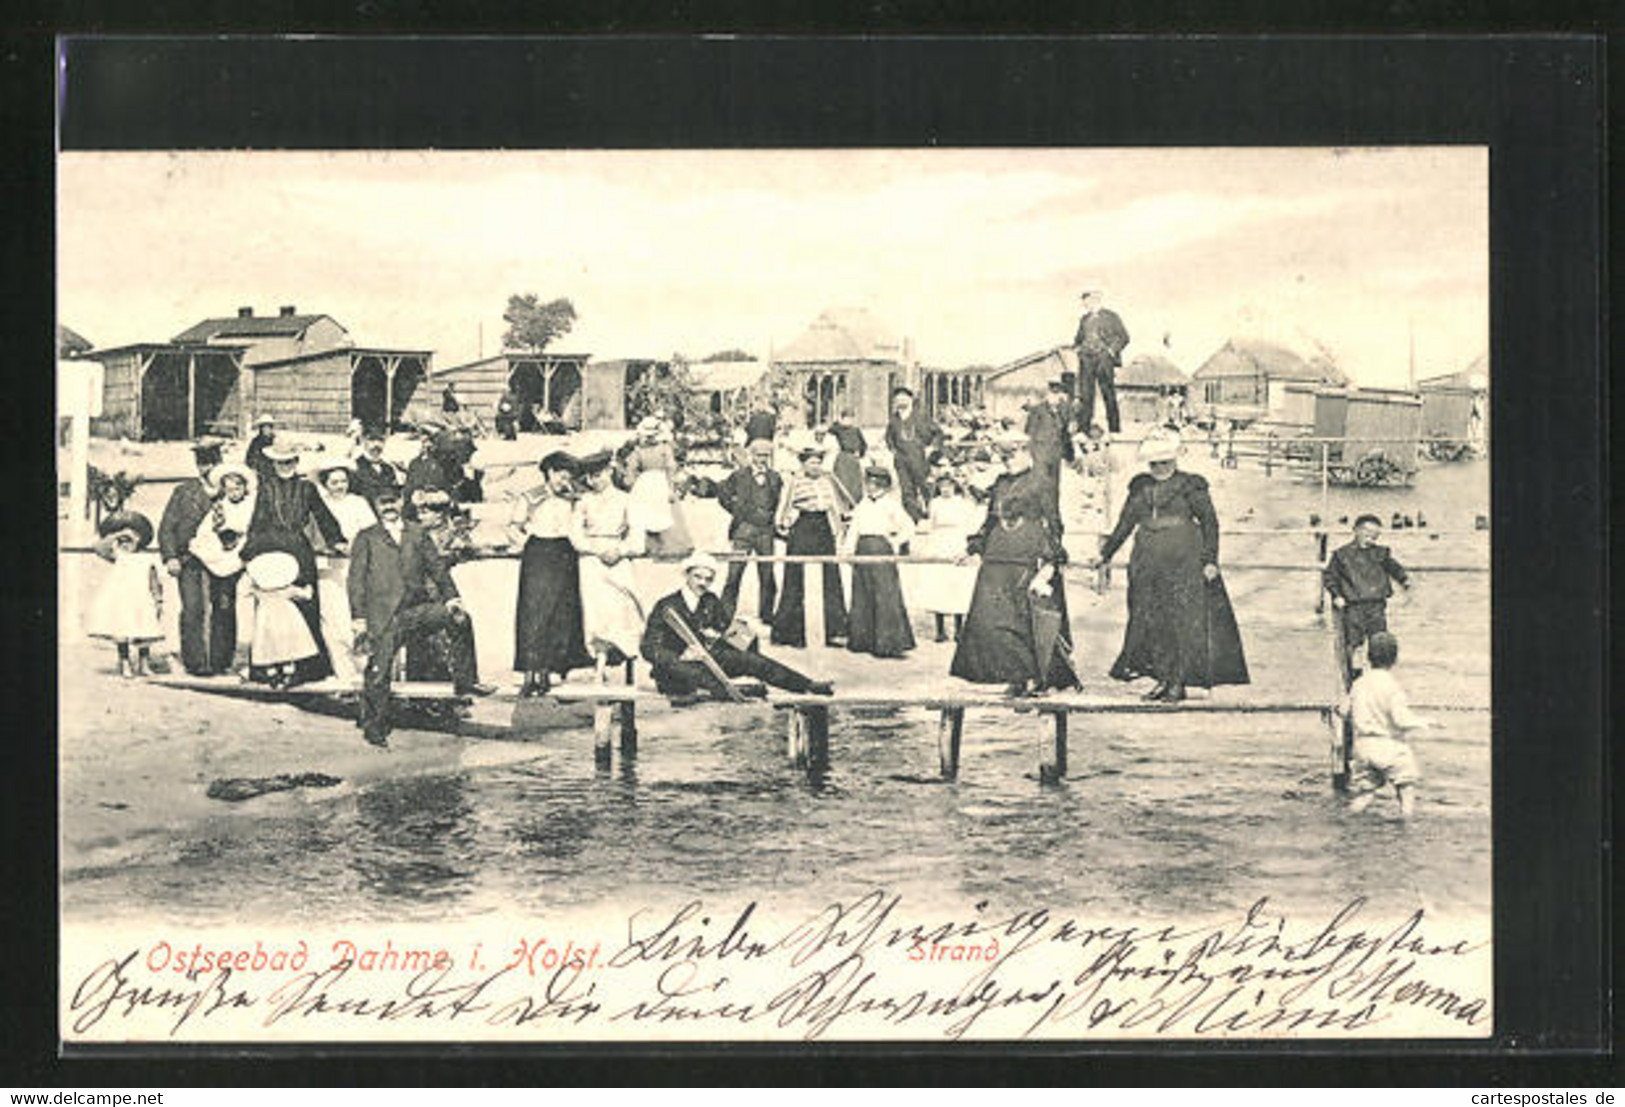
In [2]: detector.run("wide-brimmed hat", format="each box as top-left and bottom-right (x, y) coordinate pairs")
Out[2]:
(211, 462), (254, 487)
(262, 441), (301, 463)
(245, 551), (300, 590)
(538, 450), (577, 475)
(1138, 429), (1183, 463)
(191, 439), (225, 463)
(680, 551), (722, 577)
(862, 465), (893, 487)
(97, 510), (154, 551)
(252, 413), (276, 427)
(305, 455), (354, 479)
(636, 415), (663, 434)
(576, 449), (614, 474)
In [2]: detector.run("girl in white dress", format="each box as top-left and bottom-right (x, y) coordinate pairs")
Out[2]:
(569, 452), (647, 682)
(916, 472), (985, 642)
(246, 551), (318, 689)
(623, 416), (693, 558)
(312, 461), (377, 683)
(86, 511), (164, 677)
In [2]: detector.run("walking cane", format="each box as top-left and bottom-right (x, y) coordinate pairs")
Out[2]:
(662, 607), (748, 703)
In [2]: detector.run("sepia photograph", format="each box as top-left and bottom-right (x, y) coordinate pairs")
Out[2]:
(56, 145), (1494, 1042)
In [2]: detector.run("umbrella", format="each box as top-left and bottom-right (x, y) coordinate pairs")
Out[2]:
(1028, 578), (1081, 688)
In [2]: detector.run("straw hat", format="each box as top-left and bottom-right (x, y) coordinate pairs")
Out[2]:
(211, 461), (254, 487)
(1138, 428), (1183, 463)
(97, 510), (154, 551)
(252, 413), (276, 428)
(305, 455), (354, 479)
(262, 441), (300, 463)
(680, 551), (722, 577)
(245, 551), (300, 590)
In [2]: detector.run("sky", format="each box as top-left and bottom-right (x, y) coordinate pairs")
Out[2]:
(58, 148), (1487, 387)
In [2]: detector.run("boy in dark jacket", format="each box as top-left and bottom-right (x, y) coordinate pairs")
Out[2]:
(717, 437), (783, 622)
(1324, 514), (1411, 665)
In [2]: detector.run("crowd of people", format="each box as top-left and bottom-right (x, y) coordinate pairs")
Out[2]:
(76, 285), (1436, 813)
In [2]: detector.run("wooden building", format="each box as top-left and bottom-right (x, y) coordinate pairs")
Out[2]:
(1117, 353), (1189, 425)
(1418, 353), (1488, 448)
(772, 308), (911, 428)
(408, 351), (592, 431)
(978, 346), (1072, 423)
(81, 306), (434, 439)
(917, 365), (989, 421)
(579, 358), (669, 431)
(687, 358), (766, 422)
(1189, 337), (1346, 424)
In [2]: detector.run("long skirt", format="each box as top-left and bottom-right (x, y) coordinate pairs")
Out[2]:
(315, 559), (360, 682)
(771, 513), (848, 648)
(250, 593), (319, 668)
(1109, 520), (1249, 688)
(513, 535), (593, 676)
(579, 554), (645, 663)
(629, 470), (694, 559)
(950, 561), (1078, 689)
(846, 536), (915, 658)
(86, 554), (164, 643)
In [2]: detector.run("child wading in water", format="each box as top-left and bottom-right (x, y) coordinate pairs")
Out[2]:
(87, 511), (164, 677)
(1339, 631), (1434, 817)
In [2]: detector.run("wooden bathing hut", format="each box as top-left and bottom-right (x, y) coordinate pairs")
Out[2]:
(1418, 354), (1488, 460)
(772, 308), (913, 429)
(407, 351), (592, 432)
(978, 346), (1071, 424)
(81, 306), (434, 439)
(1117, 353), (1189, 425)
(1190, 338), (1346, 426)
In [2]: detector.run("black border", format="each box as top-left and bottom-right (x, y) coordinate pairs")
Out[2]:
(7, 31), (1612, 1085)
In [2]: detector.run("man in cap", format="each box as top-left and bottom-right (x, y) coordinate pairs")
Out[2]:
(348, 485), (492, 747)
(1025, 378), (1078, 524)
(352, 426), (403, 508)
(158, 439), (234, 675)
(717, 436), (784, 623)
(1073, 289), (1131, 435)
(641, 552), (832, 703)
(885, 386), (939, 521)
(244, 414), (278, 481)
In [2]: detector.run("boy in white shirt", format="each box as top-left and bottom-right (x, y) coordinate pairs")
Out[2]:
(1340, 631), (1434, 817)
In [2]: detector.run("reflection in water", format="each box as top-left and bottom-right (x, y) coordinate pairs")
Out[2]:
(349, 774), (476, 905)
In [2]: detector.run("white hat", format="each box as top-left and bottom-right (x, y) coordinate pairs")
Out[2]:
(245, 551), (300, 590)
(680, 551), (722, 576)
(252, 413), (276, 427)
(262, 441), (301, 462)
(212, 461), (255, 486)
(636, 415), (663, 434)
(1138, 428), (1183, 463)
(305, 454), (355, 478)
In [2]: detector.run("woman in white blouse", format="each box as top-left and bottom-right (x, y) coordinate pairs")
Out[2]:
(769, 437), (849, 648)
(842, 466), (917, 658)
(311, 460), (377, 682)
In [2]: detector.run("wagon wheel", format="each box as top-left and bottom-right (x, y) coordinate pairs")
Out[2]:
(1426, 438), (1469, 462)
(1352, 451), (1403, 487)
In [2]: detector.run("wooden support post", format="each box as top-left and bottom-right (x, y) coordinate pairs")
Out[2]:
(186, 353), (197, 440)
(592, 703), (616, 770)
(804, 705), (830, 773)
(382, 357), (395, 433)
(1263, 435), (1274, 476)
(937, 706), (965, 780)
(618, 700), (638, 758)
(1319, 441), (1330, 522)
(1314, 531), (1330, 615)
(1324, 708), (1351, 792)
(786, 710), (807, 768)
(1039, 710), (1069, 784)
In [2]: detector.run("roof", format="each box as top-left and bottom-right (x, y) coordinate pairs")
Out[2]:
(1419, 352), (1488, 391)
(686, 359), (765, 392)
(58, 324), (92, 356)
(774, 307), (903, 364)
(172, 313), (340, 343)
(79, 341), (250, 361)
(1119, 354), (1188, 387)
(250, 347), (434, 371)
(984, 346), (1074, 383)
(431, 351), (591, 378)
(1192, 338), (1347, 385)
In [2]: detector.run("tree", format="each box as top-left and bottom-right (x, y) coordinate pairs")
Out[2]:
(502, 294), (577, 353)
(626, 353), (709, 433)
(701, 348), (756, 363)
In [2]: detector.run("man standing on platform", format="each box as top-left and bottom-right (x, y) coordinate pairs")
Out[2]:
(885, 386), (937, 521)
(348, 486), (492, 747)
(158, 440), (231, 675)
(641, 553), (832, 704)
(1073, 289), (1131, 435)
(718, 437), (784, 624)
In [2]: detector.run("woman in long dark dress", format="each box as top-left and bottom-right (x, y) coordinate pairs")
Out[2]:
(240, 442), (344, 685)
(1097, 429), (1249, 701)
(770, 437), (849, 648)
(950, 437), (1081, 696)
(843, 467), (917, 659)
(510, 451), (593, 696)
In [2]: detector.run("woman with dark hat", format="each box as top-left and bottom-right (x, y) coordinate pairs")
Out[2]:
(770, 430), (849, 648)
(1097, 428), (1249, 701)
(950, 432), (1081, 696)
(509, 450), (593, 696)
(86, 510), (163, 678)
(843, 465), (917, 658)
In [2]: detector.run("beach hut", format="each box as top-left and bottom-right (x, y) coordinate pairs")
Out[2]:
(579, 358), (670, 431)
(979, 346), (1072, 423)
(81, 306), (434, 439)
(405, 351), (592, 432)
(1311, 386), (1424, 485)
(1418, 353), (1488, 459)
(1190, 338), (1347, 425)
(687, 358), (766, 421)
(772, 307), (912, 428)
(1117, 353), (1189, 425)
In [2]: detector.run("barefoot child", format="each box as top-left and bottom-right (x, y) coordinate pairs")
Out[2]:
(1340, 632), (1434, 817)
(87, 511), (163, 677)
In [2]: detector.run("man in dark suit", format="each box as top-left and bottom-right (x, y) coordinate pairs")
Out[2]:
(1073, 289), (1131, 434)
(352, 428), (403, 507)
(348, 485), (492, 746)
(717, 437), (783, 622)
(743, 395), (778, 445)
(641, 553), (832, 703)
(884, 386), (938, 521)
(158, 440), (232, 675)
(1025, 379), (1077, 524)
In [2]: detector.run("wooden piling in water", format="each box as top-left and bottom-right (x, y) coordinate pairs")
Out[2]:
(937, 706), (965, 780)
(618, 701), (638, 759)
(785, 705), (830, 773)
(1039, 709), (1069, 784)
(593, 703), (617, 769)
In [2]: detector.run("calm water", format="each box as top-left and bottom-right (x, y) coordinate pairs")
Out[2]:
(61, 452), (1490, 925)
